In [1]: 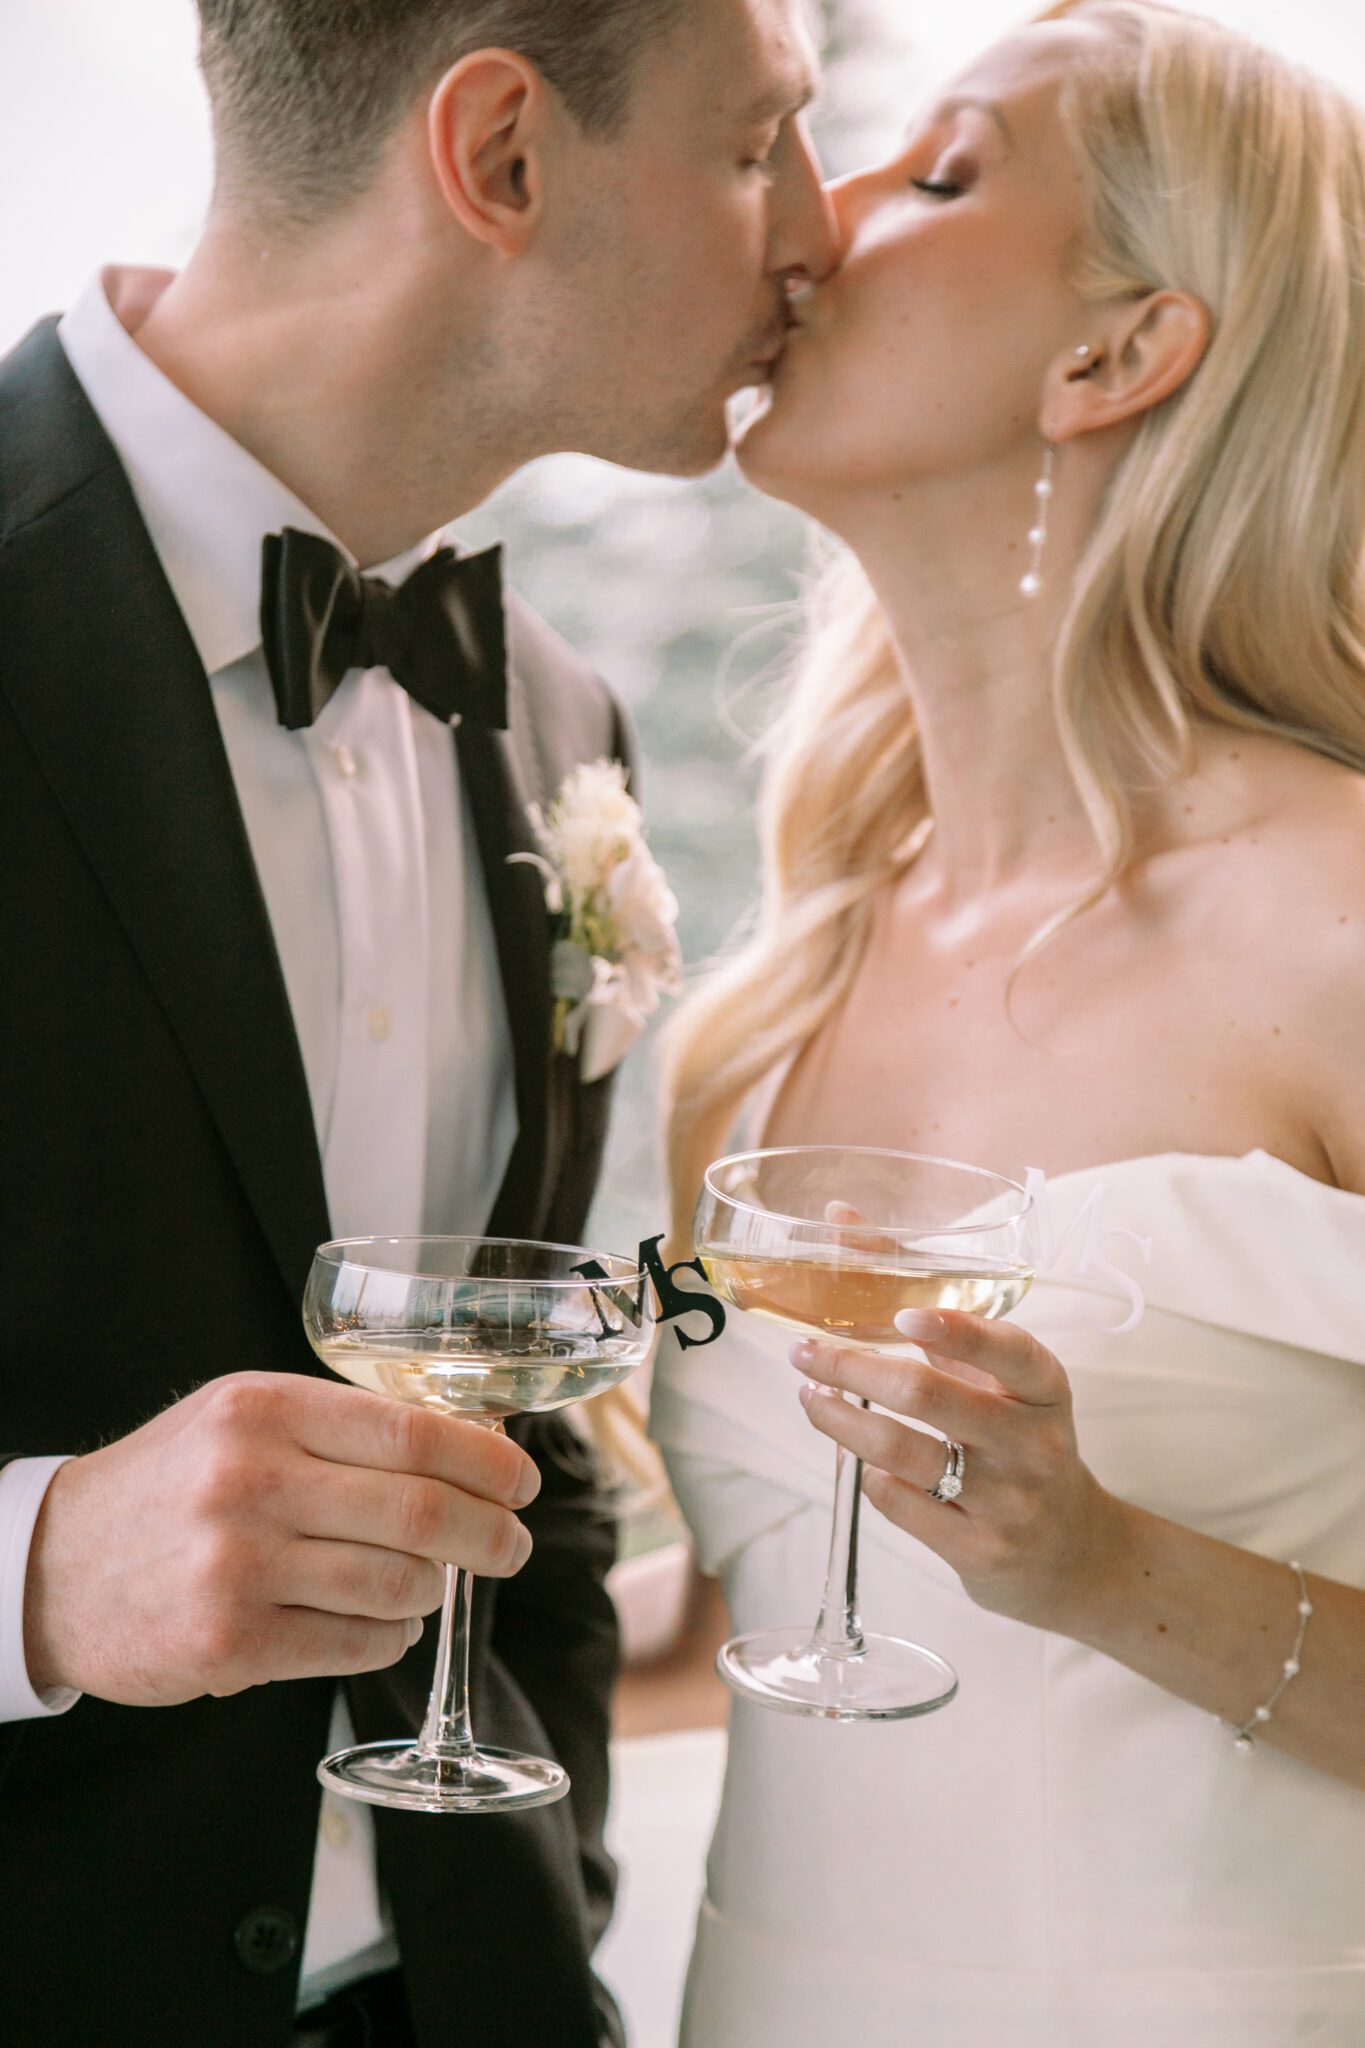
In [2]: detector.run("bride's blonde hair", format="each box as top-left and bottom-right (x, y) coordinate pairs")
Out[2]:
(661, 0), (1365, 1237)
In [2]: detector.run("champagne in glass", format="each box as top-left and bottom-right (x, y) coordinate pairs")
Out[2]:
(303, 1236), (655, 1813)
(695, 1147), (1032, 1721)
(701, 1247), (1032, 1344)
(315, 1330), (643, 1420)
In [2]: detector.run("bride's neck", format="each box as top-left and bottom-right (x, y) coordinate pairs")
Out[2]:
(827, 466), (1103, 908)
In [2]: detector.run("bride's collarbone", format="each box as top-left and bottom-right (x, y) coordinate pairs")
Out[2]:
(768, 765), (1365, 1188)
(765, 947), (1333, 1191)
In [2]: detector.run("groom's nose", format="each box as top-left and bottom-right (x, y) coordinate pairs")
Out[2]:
(768, 124), (842, 286)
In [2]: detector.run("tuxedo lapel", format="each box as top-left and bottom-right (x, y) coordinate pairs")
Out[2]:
(455, 707), (558, 1238)
(0, 322), (329, 1302)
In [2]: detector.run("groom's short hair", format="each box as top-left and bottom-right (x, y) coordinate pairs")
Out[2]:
(197, 0), (688, 222)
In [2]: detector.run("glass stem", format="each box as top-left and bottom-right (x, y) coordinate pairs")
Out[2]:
(416, 1415), (501, 1762)
(811, 1397), (869, 1659)
(417, 1563), (477, 1760)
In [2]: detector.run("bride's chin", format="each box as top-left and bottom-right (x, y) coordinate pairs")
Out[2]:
(733, 391), (803, 493)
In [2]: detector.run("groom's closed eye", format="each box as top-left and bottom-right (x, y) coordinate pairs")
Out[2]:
(743, 124), (784, 175)
(735, 76), (817, 155)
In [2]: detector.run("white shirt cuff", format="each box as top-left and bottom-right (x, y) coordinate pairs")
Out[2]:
(0, 1456), (82, 1721)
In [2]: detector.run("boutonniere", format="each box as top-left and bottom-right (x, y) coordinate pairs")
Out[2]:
(509, 758), (683, 1083)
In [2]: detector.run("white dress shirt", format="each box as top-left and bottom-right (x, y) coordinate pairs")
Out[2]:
(0, 266), (518, 2011)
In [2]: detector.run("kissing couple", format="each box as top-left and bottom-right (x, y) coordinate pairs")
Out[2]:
(4, 1), (1365, 2045)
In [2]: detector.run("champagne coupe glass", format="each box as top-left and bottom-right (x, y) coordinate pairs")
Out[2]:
(695, 1147), (1032, 1720)
(303, 1235), (654, 1813)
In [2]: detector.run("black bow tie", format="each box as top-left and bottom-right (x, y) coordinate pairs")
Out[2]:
(259, 526), (509, 733)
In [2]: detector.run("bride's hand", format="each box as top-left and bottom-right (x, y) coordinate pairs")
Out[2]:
(789, 1310), (1127, 1634)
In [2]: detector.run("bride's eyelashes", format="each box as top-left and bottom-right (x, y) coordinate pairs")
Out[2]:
(906, 147), (976, 200)
(896, 117), (986, 200)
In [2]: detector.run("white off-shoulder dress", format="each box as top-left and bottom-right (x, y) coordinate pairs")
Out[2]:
(651, 1152), (1365, 2048)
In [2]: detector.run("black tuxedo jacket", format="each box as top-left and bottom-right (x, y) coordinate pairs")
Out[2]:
(0, 321), (633, 2048)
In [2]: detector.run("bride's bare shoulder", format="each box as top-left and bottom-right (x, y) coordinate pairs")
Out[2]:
(1244, 747), (1365, 1188)
(1248, 745), (1365, 906)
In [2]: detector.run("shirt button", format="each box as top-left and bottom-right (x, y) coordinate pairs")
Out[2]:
(320, 1803), (351, 1851)
(233, 1906), (300, 1974)
(332, 743), (358, 779)
(367, 1006), (391, 1043)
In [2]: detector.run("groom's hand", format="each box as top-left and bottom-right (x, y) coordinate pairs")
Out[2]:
(21, 1372), (541, 1706)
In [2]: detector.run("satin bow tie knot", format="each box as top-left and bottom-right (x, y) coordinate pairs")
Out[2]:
(260, 526), (509, 733)
(348, 571), (406, 677)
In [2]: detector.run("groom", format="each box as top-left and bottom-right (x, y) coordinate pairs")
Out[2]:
(0, 0), (834, 2044)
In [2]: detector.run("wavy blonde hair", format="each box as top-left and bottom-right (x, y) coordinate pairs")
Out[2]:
(661, 0), (1365, 1236)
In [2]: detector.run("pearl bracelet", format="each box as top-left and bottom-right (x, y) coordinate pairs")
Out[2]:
(1230, 1559), (1312, 1754)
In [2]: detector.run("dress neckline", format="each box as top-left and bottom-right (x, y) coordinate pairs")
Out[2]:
(1039, 1146), (1356, 1202)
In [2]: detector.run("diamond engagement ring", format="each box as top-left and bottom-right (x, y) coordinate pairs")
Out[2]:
(928, 1439), (966, 1503)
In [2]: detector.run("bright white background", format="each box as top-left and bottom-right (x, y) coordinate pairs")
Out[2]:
(3, 0), (1364, 352)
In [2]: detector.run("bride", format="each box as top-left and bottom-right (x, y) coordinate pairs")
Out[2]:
(651, 3), (1365, 2043)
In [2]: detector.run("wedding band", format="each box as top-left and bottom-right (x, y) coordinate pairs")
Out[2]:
(928, 1439), (966, 1503)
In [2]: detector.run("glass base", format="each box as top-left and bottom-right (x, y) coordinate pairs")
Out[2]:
(318, 1740), (570, 1814)
(718, 1627), (958, 1721)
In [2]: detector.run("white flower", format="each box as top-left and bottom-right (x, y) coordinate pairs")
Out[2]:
(604, 843), (682, 969)
(510, 757), (682, 1081)
(537, 759), (641, 902)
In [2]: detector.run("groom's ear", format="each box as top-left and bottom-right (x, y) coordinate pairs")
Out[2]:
(427, 51), (550, 256)
(1041, 290), (1210, 442)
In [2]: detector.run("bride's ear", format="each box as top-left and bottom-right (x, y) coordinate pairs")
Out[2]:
(1041, 290), (1210, 442)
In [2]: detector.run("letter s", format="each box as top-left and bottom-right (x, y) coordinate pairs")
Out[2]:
(636, 1234), (727, 1351)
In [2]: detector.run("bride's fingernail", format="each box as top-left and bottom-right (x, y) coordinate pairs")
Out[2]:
(790, 1339), (817, 1370)
(895, 1308), (946, 1341)
(798, 1383), (815, 1410)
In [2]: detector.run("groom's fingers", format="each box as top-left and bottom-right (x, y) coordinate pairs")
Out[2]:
(278, 1539), (448, 1623)
(216, 1609), (423, 1692)
(293, 1457), (534, 1579)
(24, 1372), (538, 1710)
(206, 1370), (540, 1507)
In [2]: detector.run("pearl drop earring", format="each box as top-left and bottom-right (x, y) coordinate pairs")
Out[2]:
(1020, 444), (1055, 599)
